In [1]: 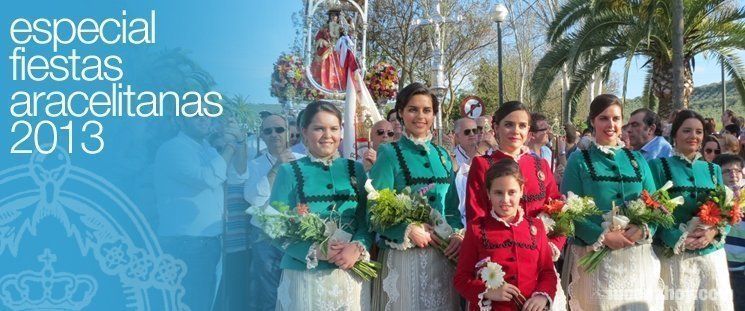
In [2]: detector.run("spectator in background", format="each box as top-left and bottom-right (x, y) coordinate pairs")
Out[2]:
(713, 153), (745, 311)
(722, 133), (741, 155)
(475, 115), (498, 154)
(724, 124), (742, 138)
(704, 118), (717, 138)
(722, 109), (736, 128)
(662, 108), (682, 139)
(288, 120), (301, 147)
(626, 108), (673, 160)
(621, 124), (632, 148)
(702, 135), (722, 163)
(361, 120), (395, 172)
(210, 117), (251, 311)
(527, 112), (553, 170)
(290, 111), (308, 155)
(555, 123), (579, 187)
(386, 108), (402, 141)
(453, 117), (480, 226)
(244, 114), (305, 311)
(155, 116), (229, 311)
(453, 118), (480, 168)
(581, 127), (592, 138)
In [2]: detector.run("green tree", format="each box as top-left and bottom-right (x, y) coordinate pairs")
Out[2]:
(531, 0), (745, 117)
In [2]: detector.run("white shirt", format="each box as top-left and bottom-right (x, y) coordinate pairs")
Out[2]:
(154, 132), (227, 237)
(454, 145), (471, 168)
(455, 162), (470, 227)
(244, 150), (305, 208)
(538, 145), (553, 170)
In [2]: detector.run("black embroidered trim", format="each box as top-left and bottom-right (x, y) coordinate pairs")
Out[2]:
(304, 194), (358, 203)
(522, 154), (546, 203)
(479, 217), (537, 250)
(290, 161), (307, 204)
(392, 142), (449, 187)
(669, 186), (712, 195)
(661, 158), (673, 181)
(662, 158), (716, 195)
(582, 148), (642, 183)
(290, 159), (358, 204)
(708, 162), (715, 179)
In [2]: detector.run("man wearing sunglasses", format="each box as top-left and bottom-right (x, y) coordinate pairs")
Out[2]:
(527, 113), (554, 170)
(626, 108), (672, 160)
(243, 114), (305, 310)
(453, 117), (480, 226)
(361, 120), (395, 172)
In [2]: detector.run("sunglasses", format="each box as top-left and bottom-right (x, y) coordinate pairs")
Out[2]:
(463, 128), (481, 136)
(262, 127), (286, 135)
(532, 127), (549, 133)
(376, 129), (395, 137)
(704, 148), (721, 155)
(290, 133), (300, 139)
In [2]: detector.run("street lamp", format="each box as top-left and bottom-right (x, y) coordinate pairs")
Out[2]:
(494, 3), (508, 106)
(411, 0), (461, 145)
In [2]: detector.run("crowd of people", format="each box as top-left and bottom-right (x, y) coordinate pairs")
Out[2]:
(153, 82), (745, 310)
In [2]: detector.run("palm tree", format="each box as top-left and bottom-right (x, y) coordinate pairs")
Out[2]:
(532, 0), (745, 119)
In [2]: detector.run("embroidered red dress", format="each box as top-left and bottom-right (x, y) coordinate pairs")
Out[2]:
(454, 210), (557, 311)
(465, 148), (566, 253)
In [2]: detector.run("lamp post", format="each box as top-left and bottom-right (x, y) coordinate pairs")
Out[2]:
(412, 0), (461, 145)
(494, 3), (508, 107)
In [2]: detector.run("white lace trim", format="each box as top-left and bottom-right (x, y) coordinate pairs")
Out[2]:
(382, 251), (400, 309)
(713, 226), (728, 248)
(636, 223), (653, 245)
(307, 243), (320, 269)
(490, 208), (524, 227)
(494, 145), (532, 161)
(308, 151), (341, 166)
(672, 149), (702, 164)
(549, 242), (561, 262)
(384, 223), (415, 250)
(591, 138), (625, 155)
(403, 132), (432, 152)
(532, 291), (554, 309)
(477, 287), (492, 311)
(591, 228), (610, 252)
(673, 229), (690, 255)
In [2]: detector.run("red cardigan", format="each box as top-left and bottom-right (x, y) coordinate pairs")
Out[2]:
(465, 149), (566, 251)
(453, 213), (557, 311)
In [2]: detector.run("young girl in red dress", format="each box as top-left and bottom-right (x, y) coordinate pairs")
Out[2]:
(454, 159), (557, 311)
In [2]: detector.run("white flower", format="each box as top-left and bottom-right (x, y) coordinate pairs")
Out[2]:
(669, 196), (685, 206)
(626, 199), (646, 214)
(726, 186), (735, 206)
(480, 262), (506, 289)
(537, 212), (556, 232)
(365, 179), (380, 200)
(658, 181), (674, 193)
(601, 213), (629, 231)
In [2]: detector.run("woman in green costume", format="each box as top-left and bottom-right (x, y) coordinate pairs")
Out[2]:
(270, 101), (373, 310)
(648, 109), (734, 310)
(561, 94), (664, 310)
(369, 82), (463, 311)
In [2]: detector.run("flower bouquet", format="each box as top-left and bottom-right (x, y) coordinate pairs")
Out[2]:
(536, 192), (602, 238)
(249, 201), (381, 280)
(364, 62), (398, 104)
(475, 257), (526, 310)
(579, 181), (683, 272)
(270, 53), (322, 103)
(366, 180), (459, 262)
(668, 185), (745, 253)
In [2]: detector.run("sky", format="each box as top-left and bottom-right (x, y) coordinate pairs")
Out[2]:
(230, 1), (741, 105)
